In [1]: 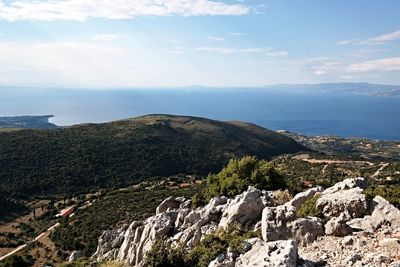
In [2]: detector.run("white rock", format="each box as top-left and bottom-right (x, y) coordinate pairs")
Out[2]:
(236, 239), (298, 267)
(322, 177), (367, 195)
(219, 187), (264, 229)
(317, 188), (367, 219)
(287, 186), (323, 209)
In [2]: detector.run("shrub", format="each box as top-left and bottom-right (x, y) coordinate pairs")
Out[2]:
(273, 190), (293, 205)
(146, 226), (261, 267)
(296, 195), (322, 218)
(202, 156), (285, 202)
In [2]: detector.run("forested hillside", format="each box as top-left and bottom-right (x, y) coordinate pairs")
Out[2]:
(0, 115), (306, 198)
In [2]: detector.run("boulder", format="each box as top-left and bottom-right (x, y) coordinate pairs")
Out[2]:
(322, 177), (367, 195)
(316, 188), (367, 219)
(290, 217), (325, 245)
(325, 214), (353, 237)
(156, 196), (184, 214)
(219, 187), (264, 229)
(287, 186), (323, 209)
(69, 251), (84, 262)
(262, 204), (296, 241)
(208, 253), (235, 267)
(348, 196), (400, 232)
(235, 239), (298, 267)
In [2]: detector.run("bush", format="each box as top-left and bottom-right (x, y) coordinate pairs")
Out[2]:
(365, 185), (400, 209)
(198, 156), (285, 203)
(296, 195), (322, 218)
(146, 226), (261, 267)
(0, 255), (31, 267)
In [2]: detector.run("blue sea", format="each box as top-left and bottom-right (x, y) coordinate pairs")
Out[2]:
(1, 88), (400, 140)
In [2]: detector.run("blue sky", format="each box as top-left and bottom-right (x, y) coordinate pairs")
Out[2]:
(0, 0), (399, 87)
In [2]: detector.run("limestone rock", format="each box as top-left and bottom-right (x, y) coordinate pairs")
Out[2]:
(322, 177), (367, 195)
(156, 196), (183, 214)
(219, 187), (264, 229)
(262, 204), (323, 245)
(325, 214), (353, 237)
(290, 217), (325, 245)
(316, 188), (367, 219)
(235, 239), (298, 267)
(262, 204), (296, 241)
(69, 251), (84, 262)
(348, 196), (400, 232)
(287, 186), (323, 209)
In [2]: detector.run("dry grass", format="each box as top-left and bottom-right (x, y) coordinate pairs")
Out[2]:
(99, 261), (124, 267)
(272, 189), (293, 205)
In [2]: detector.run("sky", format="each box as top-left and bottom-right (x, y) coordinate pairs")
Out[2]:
(0, 0), (399, 88)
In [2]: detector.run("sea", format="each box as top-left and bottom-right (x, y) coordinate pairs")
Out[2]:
(1, 88), (399, 141)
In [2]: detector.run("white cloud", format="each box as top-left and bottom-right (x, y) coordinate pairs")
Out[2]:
(93, 34), (119, 42)
(208, 36), (225, 41)
(314, 69), (327, 76)
(229, 32), (245, 36)
(346, 57), (400, 73)
(265, 51), (288, 57)
(160, 46), (185, 54)
(194, 46), (270, 54)
(337, 30), (400, 45)
(0, 0), (249, 21)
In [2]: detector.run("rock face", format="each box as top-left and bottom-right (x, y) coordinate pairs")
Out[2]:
(219, 187), (264, 229)
(93, 187), (268, 266)
(236, 239), (298, 267)
(261, 204), (324, 245)
(316, 187), (367, 219)
(93, 177), (400, 267)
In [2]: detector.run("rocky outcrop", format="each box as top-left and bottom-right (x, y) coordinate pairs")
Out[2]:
(93, 177), (400, 267)
(287, 186), (323, 209)
(348, 195), (400, 232)
(236, 239), (298, 267)
(261, 204), (324, 245)
(219, 187), (264, 229)
(93, 187), (268, 266)
(316, 187), (367, 219)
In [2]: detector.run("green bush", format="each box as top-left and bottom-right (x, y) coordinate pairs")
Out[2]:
(296, 195), (323, 218)
(365, 185), (400, 209)
(0, 255), (31, 267)
(196, 156), (285, 204)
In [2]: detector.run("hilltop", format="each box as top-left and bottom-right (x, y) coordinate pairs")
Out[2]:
(0, 114), (306, 198)
(0, 115), (56, 129)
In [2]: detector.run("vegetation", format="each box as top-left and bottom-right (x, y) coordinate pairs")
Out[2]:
(146, 226), (261, 267)
(0, 193), (28, 222)
(0, 255), (33, 267)
(365, 185), (400, 209)
(296, 195), (322, 218)
(51, 184), (201, 256)
(193, 156), (286, 206)
(0, 115), (305, 199)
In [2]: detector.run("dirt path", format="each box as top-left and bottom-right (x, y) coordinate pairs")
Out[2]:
(372, 163), (389, 178)
(0, 222), (60, 261)
(292, 154), (374, 166)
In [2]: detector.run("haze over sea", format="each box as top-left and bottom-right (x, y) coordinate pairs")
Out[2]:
(1, 88), (400, 141)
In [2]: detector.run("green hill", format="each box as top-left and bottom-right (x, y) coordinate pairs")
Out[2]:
(0, 114), (307, 198)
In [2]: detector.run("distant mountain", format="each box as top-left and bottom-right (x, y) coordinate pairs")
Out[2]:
(0, 115), (57, 129)
(264, 82), (400, 97)
(0, 114), (307, 197)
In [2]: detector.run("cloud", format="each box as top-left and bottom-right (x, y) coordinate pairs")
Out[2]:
(93, 34), (119, 42)
(160, 46), (185, 54)
(208, 36), (225, 41)
(337, 30), (400, 45)
(346, 57), (400, 73)
(0, 0), (249, 22)
(193, 46), (270, 54)
(265, 51), (288, 57)
(229, 32), (245, 36)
